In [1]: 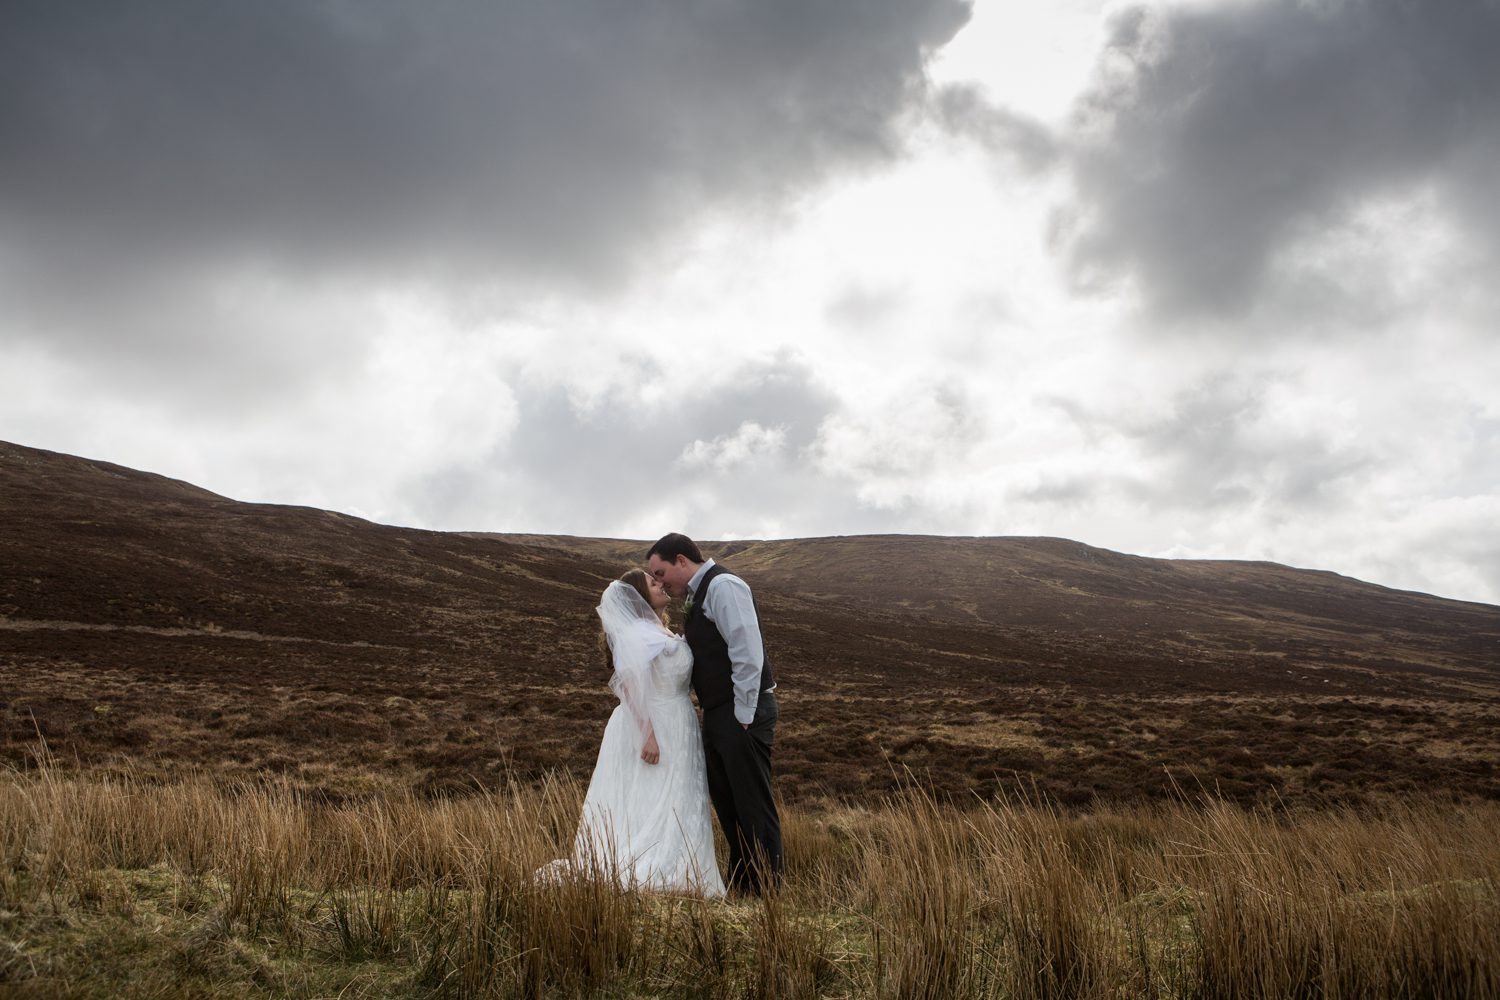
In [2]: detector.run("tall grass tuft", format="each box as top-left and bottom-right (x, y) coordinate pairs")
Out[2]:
(981, 800), (1118, 999)
(863, 787), (991, 999)
(2, 761), (1497, 998)
(1170, 798), (1500, 999)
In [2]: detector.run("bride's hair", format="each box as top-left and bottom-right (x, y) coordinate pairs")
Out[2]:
(599, 569), (668, 672)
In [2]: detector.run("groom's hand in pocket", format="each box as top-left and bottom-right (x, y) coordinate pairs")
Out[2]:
(641, 732), (660, 765)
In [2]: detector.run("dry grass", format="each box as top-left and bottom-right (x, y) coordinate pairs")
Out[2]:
(2, 758), (1497, 999)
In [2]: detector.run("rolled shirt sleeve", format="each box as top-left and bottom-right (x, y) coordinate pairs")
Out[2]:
(699, 571), (766, 726)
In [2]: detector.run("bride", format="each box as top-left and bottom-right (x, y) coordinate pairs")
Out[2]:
(547, 570), (725, 897)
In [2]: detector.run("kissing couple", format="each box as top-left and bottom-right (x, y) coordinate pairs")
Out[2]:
(546, 533), (783, 898)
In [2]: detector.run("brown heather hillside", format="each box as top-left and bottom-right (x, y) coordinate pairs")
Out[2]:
(3, 440), (1498, 806)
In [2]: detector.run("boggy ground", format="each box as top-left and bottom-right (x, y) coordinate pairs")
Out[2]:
(3, 440), (1499, 807)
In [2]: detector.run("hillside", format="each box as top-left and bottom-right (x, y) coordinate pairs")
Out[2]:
(4, 440), (1498, 806)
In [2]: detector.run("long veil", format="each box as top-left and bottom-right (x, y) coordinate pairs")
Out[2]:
(597, 580), (672, 747)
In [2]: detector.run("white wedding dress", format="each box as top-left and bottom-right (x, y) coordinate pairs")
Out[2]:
(556, 629), (725, 897)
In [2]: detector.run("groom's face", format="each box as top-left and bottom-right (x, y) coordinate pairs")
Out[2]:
(647, 554), (694, 599)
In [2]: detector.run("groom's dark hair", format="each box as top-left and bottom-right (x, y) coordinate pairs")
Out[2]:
(648, 532), (704, 565)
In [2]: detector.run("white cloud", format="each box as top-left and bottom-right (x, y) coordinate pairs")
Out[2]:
(678, 422), (789, 473)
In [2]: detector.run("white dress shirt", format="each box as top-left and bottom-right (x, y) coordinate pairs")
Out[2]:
(687, 559), (772, 725)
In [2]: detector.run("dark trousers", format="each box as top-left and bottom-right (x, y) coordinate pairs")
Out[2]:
(702, 690), (782, 895)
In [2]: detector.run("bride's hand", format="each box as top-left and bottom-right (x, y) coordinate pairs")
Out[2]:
(641, 732), (660, 766)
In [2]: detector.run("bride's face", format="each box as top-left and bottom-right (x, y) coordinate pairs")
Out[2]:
(645, 574), (671, 612)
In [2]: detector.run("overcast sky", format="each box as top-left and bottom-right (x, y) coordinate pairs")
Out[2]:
(3, 0), (1498, 605)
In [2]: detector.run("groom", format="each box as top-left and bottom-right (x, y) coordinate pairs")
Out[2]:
(647, 532), (782, 895)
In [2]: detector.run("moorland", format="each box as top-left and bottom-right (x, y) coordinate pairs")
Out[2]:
(4, 440), (1500, 998)
(3, 439), (1498, 807)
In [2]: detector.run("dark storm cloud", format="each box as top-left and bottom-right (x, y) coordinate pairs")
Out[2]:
(1050, 0), (1500, 322)
(0, 0), (970, 294)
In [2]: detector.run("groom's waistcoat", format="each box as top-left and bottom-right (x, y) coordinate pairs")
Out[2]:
(684, 563), (774, 712)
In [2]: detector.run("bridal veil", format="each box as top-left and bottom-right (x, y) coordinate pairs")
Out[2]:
(596, 580), (672, 749)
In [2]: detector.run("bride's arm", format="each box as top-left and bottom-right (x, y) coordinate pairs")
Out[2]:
(612, 666), (661, 766)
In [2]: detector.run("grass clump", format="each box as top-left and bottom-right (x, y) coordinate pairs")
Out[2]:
(1, 764), (1497, 998)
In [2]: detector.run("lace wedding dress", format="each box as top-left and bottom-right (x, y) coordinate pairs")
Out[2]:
(545, 582), (725, 897)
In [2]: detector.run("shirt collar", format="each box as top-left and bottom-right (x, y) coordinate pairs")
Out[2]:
(686, 558), (715, 602)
